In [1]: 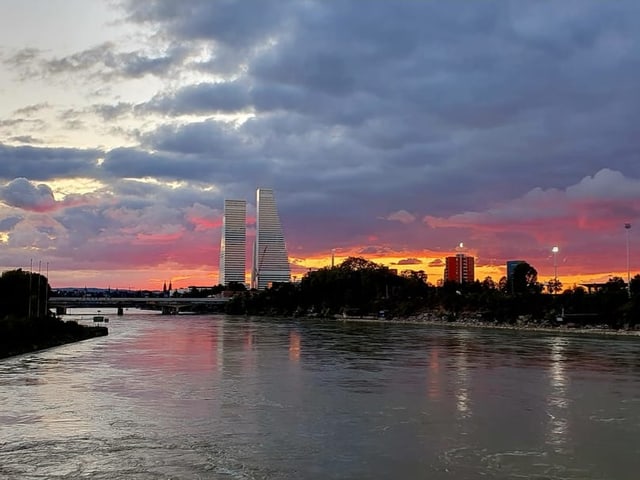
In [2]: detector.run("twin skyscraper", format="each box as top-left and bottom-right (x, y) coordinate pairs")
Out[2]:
(219, 188), (291, 290)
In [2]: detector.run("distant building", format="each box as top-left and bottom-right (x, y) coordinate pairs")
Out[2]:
(219, 199), (246, 286)
(252, 188), (290, 290)
(444, 254), (475, 283)
(506, 260), (526, 293)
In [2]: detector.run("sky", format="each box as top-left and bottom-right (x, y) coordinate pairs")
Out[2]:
(1, 0), (640, 291)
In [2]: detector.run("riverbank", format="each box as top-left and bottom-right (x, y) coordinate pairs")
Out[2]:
(0, 316), (108, 359)
(331, 312), (640, 338)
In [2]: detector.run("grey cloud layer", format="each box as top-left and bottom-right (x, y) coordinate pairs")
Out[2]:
(0, 178), (56, 211)
(0, 144), (102, 180)
(2, 0), (640, 273)
(5, 43), (188, 80)
(121, 1), (640, 203)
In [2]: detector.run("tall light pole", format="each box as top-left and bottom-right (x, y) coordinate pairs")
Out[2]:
(28, 259), (33, 319)
(625, 223), (631, 296)
(456, 242), (465, 283)
(552, 246), (559, 294)
(46, 262), (49, 316)
(37, 260), (41, 318)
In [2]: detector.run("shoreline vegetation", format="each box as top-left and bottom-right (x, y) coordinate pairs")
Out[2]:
(326, 313), (640, 338)
(0, 315), (108, 360)
(0, 269), (108, 360)
(223, 257), (640, 337)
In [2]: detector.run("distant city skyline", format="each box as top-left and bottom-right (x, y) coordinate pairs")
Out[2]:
(0, 1), (639, 290)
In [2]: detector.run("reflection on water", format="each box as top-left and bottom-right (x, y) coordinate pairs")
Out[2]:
(454, 331), (472, 420)
(289, 330), (301, 362)
(1, 315), (640, 480)
(546, 337), (569, 451)
(427, 347), (441, 400)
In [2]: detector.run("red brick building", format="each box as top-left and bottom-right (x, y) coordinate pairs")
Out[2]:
(444, 254), (475, 283)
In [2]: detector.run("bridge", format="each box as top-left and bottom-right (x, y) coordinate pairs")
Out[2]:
(48, 296), (230, 315)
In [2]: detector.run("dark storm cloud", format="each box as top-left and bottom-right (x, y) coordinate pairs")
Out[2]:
(108, 177), (224, 212)
(143, 82), (250, 115)
(53, 205), (111, 246)
(118, 48), (188, 78)
(143, 120), (248, 156)
(5, 0), (639, 277)
(124, 0), (294, 47)
(101, 148), (191, 179)
(0, 178), (56, 212)
(124, 1), (640, 212)
(0, 216), (22, 231)
(102, 143), (268, 185)
(0, 143), (102, 180)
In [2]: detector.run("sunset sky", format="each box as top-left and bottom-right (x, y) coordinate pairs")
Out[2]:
(1, 0), (640, 290)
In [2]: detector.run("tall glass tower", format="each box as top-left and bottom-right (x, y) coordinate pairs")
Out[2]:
(252, 188), (290, 290)
(219, 199), (246, 286)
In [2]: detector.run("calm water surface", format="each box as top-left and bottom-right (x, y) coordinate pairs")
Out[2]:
(1, 313), (640, 479)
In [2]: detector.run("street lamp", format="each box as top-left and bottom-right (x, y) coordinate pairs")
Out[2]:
(625, 223), (631, 296)
(551, 246), (559, 293)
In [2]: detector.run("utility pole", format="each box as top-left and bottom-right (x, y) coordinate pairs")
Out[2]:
(28, 259), (33, 319)
(552, 246), (559, 294)
(625, 223), (631, 297)
(46, 262), (49, 316)
(37, 261), (41, 318)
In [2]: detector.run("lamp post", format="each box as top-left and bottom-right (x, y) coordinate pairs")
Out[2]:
(46, 262), (49, 316)
(625, 223), (631, 296)
(552, 246), (559, 294)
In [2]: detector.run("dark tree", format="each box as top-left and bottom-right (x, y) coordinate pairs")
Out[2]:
(0, 269), (51, 319)
(511, 262), (542, 295)
(629, 274), (640, 297)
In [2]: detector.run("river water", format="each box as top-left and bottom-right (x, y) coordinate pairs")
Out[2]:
(1, 312), (639, 479)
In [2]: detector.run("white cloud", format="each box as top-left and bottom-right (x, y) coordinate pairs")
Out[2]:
(384, 210), (416, 224)
(567, 168), (640, 200)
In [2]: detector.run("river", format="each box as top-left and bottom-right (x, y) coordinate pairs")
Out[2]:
(1, 312), (639, 479)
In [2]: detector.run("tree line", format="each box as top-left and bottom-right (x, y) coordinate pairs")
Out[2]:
(224, 257), (640, 329)
(0, 269), (107, 359)
(0, 269), (51, 319)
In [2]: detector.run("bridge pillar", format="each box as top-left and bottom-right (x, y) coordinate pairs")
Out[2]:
(56, 306), (66, 315)
(117, 307), (124, 316)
